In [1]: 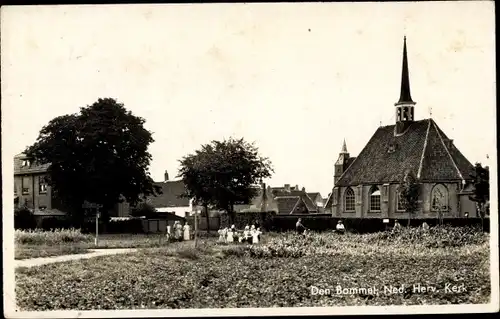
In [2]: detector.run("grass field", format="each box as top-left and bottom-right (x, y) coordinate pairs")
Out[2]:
(15, 226), (491, 310)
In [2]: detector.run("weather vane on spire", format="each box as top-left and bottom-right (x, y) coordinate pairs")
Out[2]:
(429, 107), (433, 118)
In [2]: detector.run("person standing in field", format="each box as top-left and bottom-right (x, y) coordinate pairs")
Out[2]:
(421, 221), (430, 232)
(296, 218), (307, 237)
(252, 227), (261, 244)
(393, 219), (402, 233)
(226, 227), (234, 243)
(336, 220), (345, 234)
(217, 227), (225, 242)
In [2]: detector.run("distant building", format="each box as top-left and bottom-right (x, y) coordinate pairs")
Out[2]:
(14, 153), (54, 213)
(269, 184), (321, 214)
(145, 171), (194, 218)
(325, 37), (477, 219)
(14, 153), (130, 218)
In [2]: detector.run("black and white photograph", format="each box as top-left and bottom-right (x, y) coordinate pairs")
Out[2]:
(2, 2), (498, 317)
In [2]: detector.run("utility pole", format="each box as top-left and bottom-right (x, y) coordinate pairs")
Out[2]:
(194, 209), (198, 248)
(83, 201), (102, 247)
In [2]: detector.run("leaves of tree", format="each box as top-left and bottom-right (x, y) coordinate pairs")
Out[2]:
(25, 98), (161, 225)
(178, 137), (273, 224)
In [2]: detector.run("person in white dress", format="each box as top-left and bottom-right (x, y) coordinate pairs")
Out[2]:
(226, 227), (234, 243)
(218, 227), (225, 242)
(167, 225), (172, 236)
(243, 226), (251, 243)
(183, 223), (191, 241)
(252, 227), (261, 244)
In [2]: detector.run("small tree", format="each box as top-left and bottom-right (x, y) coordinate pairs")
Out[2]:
(399, 170), (421, 227)
(178, 137), (273, 226)
(469, 163), (490, 231)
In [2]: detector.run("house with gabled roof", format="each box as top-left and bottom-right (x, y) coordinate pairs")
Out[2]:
(270, 184), (319, 214)
(325, 37), (477, 219)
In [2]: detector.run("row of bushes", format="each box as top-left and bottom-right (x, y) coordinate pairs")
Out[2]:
(15, 228), (93, 245)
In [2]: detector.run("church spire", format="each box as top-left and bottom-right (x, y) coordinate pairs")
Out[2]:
(341, 139), (348, 154)
(394, 36), (416, 135)
(396, 36), (414, 105)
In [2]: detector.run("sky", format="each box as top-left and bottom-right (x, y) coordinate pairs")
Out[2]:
(1, 2), (496, 197)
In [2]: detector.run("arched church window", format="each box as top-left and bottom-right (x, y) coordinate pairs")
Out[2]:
(431, 184), (449, 211)
(370, 186), (381, 212)
(403, 107), (408, 121)
(397, 187), (406, 211)
(344, 187), (355, 212)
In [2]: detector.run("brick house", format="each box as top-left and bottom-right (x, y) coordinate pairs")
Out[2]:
(14, 153), (129, 218)
(325, 37), (477, 219)
(14, 153), (54, 211)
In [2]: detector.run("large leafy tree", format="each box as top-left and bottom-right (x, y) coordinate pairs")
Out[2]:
(25, 98), (161, 227)
(178, 137), (273, 226)
(469, 163), (490, 230)
(399, 170), (421, 226)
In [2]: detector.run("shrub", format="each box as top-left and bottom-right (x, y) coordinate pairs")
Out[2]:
(14, 206), (36, 230)
(15, 229), (93, 245)
(41, 217), (73, 230)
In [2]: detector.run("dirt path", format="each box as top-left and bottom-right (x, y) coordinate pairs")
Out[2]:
(15, 248), (138, 268)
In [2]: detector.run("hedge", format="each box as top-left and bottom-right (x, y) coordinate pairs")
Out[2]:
(219, 211), (277, 230)
(270, 215), (490, 233)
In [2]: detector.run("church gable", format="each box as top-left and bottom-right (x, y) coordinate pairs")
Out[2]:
(432, 122), (475, 181)
(419, 120), (468, 181)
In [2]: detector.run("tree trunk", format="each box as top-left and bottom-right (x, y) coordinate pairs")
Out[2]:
(480, 203), (485, 232)
(228, 203), (235, 226)
(204, 204), (210, 234)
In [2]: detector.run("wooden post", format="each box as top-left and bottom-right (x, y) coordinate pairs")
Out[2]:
(194, 210), (198, 248)
(95, 209), (99, 247)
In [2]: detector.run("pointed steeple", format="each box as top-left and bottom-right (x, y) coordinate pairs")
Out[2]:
(340, 139), (348, 154)
(334, 139), (350, 185)
(396, 36), (415, 106)
(394, 36), (416, 134)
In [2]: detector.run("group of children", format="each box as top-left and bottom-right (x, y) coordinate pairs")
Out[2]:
(218, 224), (262, 244)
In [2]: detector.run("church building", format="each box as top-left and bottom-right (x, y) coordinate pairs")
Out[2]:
(325, 37), (477, 219)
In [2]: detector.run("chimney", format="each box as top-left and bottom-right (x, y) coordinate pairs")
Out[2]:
(164, 170), (169, 182)
(296, 185), (299, 191)
(447, 139), (454, 149)
(284, 184), (290, 192)
(302, 187), (306, 192)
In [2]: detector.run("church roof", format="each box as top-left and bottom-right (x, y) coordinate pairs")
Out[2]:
(335, 118), (475, 187)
